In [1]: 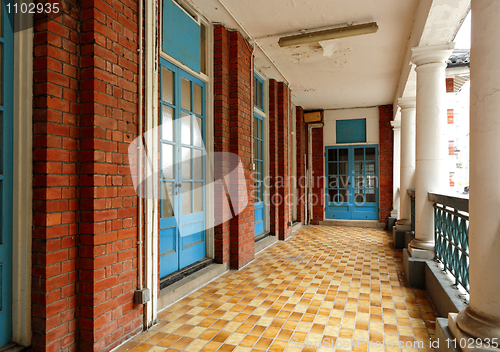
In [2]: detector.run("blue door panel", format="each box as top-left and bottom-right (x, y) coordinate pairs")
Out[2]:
(160, 58), (206, 278)
(325, 145), (379, 220)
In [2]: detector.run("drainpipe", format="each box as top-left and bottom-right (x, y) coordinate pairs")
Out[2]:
(137, 0), (144, 292)
(307, 123), (323, 225)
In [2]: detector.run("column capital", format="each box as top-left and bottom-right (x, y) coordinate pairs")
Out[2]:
(390, 119), (401, 129)
(398, 97), (416, 110)
(411, 43), (455, 67)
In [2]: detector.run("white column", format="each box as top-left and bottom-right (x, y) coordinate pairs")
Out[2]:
(409, 43), (454, 259)
(391, 119), (401, 220)
(455, 0), (500, 341)
(397, 97), (416, 229)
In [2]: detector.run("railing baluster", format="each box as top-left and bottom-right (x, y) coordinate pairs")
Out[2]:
(432, 199), (469, 293)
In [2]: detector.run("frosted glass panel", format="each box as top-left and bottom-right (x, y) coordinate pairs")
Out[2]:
(193, 84), (202, 115)
(162, 182), (174, 218)
(193, 117), (203, 147)
(162, 105), (174, 141)
(162, 67), (174, 104)
(193, 149), (203, 180)
(194, 182), (203, 213)
(181, 113), (191, 145)
(182, 147), (191, 179)
(181, 78), (191, 110)
(162, 144), (174, 179)
(182, 182), (192, 214)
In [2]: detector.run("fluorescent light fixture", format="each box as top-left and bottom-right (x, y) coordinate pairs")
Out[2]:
(278, 22), (379, 47)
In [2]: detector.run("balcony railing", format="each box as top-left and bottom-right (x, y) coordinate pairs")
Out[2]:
(429, 192), (469, 293)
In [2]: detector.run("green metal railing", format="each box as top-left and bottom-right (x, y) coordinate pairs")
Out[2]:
(429, 193), (469, 293)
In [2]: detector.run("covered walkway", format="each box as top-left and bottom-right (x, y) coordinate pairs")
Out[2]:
(115, 226), (436, 352)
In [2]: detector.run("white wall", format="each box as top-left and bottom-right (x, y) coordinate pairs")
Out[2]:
(323, 107), (380, 146)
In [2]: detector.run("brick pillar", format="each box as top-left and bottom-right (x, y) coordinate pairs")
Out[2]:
(32, 1), (144, 351)
(32, 5), (81, 352)
(310, 121), (325, 224)
(276, 83), (292, 240)
(268, 80), (279, 236)
(295, 107), (306, 224)
(213, 25), (254, 269)
(379, 105), (394, 225)
(213, 25), (231, 264)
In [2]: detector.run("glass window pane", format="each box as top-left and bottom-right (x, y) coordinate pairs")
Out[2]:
(0, 112), (3, 173)
(339, 176), (349, 189)
(161, 67), (174, 104)
(339, 149), (348, 161)
(193, 83), (202, 115)
(254, 117), (258, 138)
(161, 144), (174, 179)
(328, 163), (338, 176)
(328, 149), (337, 162)
(193, 149), (203, 180)
(354, 162), (364, 175)
(182, 182), (192, 214)
(258, 161), (263, 182)
(366, 190), (376, 203)
(182, 147), (191, 179)
(354, 148), (364, 161)
(355, 176), (365, 188)
(354, 189), (365, 204)
(162, 181), (174, 218)
(366, 148), (376, 161)
(161, 105), (174, 141)
(339, 189), (349, 203)
(339, 162), (348, 175)
(328, 176), (338, 189)
(181, 78), (191, 110)
(328, 189), (338, 203)
(366, 162), (376, 175)
(194, 182), (203, 213)
(181, 112), (191, 145)
(193, 117), (203, 147)
(367, 176), (377, 188)
(253, 139), (258, 160)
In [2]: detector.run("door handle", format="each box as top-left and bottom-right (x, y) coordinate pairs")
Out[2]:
(175, 183), (182, 188)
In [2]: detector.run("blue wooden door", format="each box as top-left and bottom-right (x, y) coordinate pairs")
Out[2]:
(160, 59), (206, 278)
(325, 146), (378, 220)
(253, 74), (265, 237)
(0, 1), (14, 346)
(253, 112), (264, 236)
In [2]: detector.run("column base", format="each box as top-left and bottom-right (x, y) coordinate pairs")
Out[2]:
(396, 219), (411, 230)
(409, 238), (435, 259)
(403, 248), (429, 288)
(388, 217), (397, 230)
(457, 308), (500, 342)
(441, 312), (500, 352)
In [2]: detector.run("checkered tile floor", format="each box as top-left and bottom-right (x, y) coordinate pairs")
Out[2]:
(114, 226), (436, 352)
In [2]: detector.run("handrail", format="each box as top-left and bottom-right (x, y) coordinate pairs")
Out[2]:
(428, 192), (469, 213)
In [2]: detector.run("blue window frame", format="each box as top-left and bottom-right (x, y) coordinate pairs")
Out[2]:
(254, 74), (264, 112)
(0, 1), (14, 347)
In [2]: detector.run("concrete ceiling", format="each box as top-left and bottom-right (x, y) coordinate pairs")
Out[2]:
(190, 0), (470, 111)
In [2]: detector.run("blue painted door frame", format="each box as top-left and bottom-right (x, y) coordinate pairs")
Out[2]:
(0, 0), (14, 346)
(325, 145), (379, 220)
(159, 58), (206, 278)
(253, 74), (265, 237)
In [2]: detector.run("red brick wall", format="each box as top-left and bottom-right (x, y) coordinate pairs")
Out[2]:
(32, 1), (143, 350)
(268, 80), (279, 236)
(446, 78), (454, 93)
(213, 25), (255, 269)
(276, 83), (292, 240)
(295, 107), (306, 224)
(447, 109), (454, 124)
(379, 105), (394, 225)
(310, 119), (324, 224)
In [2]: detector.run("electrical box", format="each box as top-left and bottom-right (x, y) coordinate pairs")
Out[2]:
(304, 111), (322, 123)
(134, 288), (151, 304)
